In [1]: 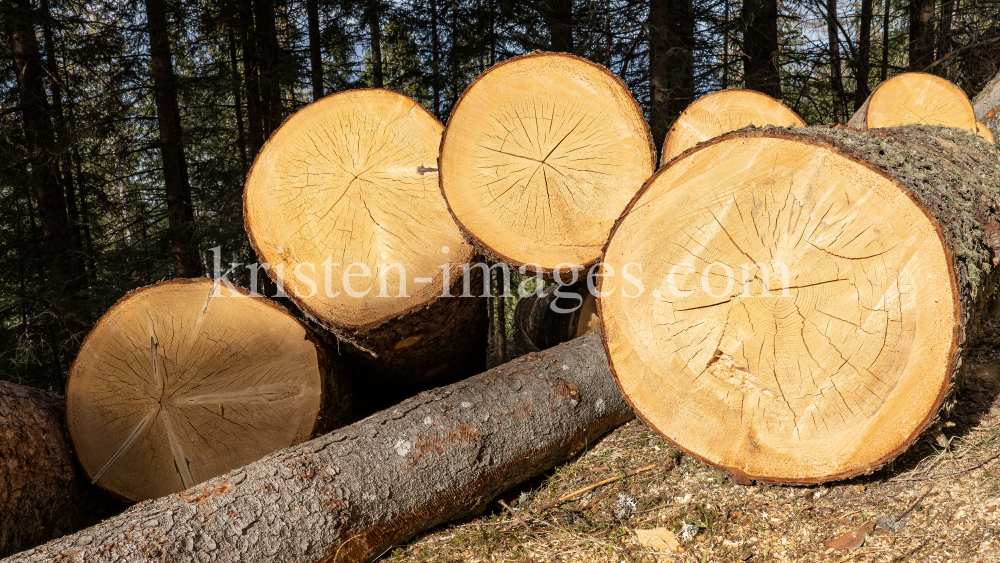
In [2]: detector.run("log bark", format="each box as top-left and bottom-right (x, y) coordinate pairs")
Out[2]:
(244, 90), (488, 413)
(973, 70), (1000, 140)
(0, 382), (125, 557)
(660, 89), (804, 163)
(439, 52), (655, 274)
(5, 333), (633, 563)
(848, 72), (976, 132)
(509, 279), (598, 358)
(601, 124), (1000, 484)
(66, 278), (350, 502)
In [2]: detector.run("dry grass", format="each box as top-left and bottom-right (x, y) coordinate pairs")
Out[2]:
(383, 352), (1000, 563)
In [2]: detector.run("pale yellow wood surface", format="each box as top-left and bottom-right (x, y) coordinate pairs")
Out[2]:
(661, 89), (805, 163)
(245, 89), (472, 329)
(852, 72), (976, 132)
(67, 278), (324, 501)
(977, 121), (995, 143)
(440, 53), (655, 272)
(600, 136), (956, 482)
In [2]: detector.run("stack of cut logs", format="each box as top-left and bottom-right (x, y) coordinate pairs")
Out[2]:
(3, 57), (1000, 562)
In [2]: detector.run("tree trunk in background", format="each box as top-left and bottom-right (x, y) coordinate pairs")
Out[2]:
(938, 0), (953, 76)
(6, 334), (632, 563)
(368, 1), (383, 88)
(144, 0), (201, 277)
(1, 381), (124, 558)
(740, 0), (782, 98)
(827, 0), (846, 122)
(908, 0), (935, 70)
(227, 28), (249, 177)
(306, 0), (323, 101)
(38, 0), (85, 278)
(545, 0), (573, 53)
(856, 0), (873, 110)
(649, 0), (695, 157)
(254, 0), (284, 135)
(7, 0), (84, 298)
(237, 0), (264, 157)
(431, 0), (440, 117)
(881, 0), (891, 81)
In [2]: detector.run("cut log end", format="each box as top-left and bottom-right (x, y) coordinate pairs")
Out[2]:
(850, 72), (976, 132)
(440, 52), (655, 272)
(601, 129), (970, 483)
(244, 89), (473, 330)
(67, 278), (331, 501)
(661, 89), (805, 164)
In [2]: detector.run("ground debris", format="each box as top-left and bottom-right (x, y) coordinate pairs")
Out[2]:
(387, 359), (1000, 562)
(824, 521), (874, 550)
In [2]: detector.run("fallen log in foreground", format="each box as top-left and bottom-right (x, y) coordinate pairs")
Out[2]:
(0, 382), (124, 557)
(601, 124), (1000, 484)
(5, 332), (632, 563)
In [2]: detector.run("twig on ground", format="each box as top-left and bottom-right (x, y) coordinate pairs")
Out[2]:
(499, 499), (548, 545)
(502, 463), (658, 531)
(892, 450), (1000, 481)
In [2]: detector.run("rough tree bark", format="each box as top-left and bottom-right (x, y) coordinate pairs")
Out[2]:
(144, 0), (201, 277)
(974, 70), (1000, 140)
(739, 0), (781, 99)
(0, 382), (124, 558)
(601, 124), (1000, 484)
(4, 333), (633, 563)
(648, 0), (695, 157)
(509, 279), (596, 358)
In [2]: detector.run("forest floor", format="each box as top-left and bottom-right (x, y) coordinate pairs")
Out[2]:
(384, 348), (1000, 563)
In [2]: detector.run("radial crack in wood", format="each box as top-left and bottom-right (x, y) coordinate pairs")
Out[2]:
(600, 125), (1000, 483)
(67, 278), (339, 501)
(661, 89), (805, 164)
(849, 72), (976, 132)
(439, 52), (655, 273)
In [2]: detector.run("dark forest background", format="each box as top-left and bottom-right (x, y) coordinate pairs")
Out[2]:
(2, 0), (999, 391)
